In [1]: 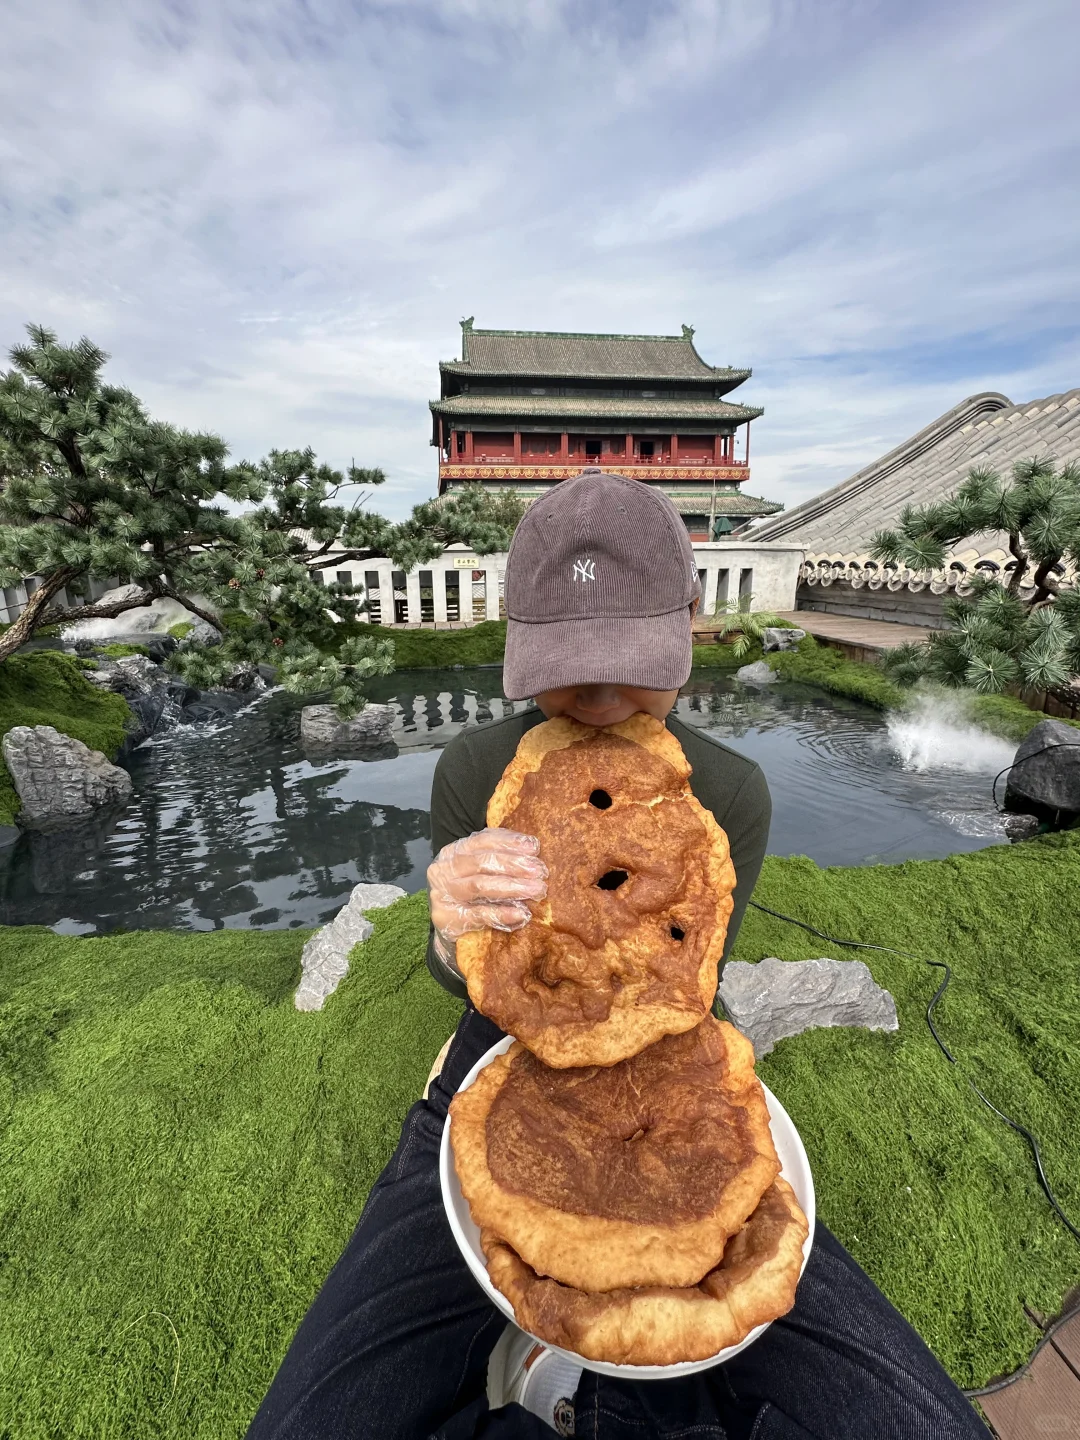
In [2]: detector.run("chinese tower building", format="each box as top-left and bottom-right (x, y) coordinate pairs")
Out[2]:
(430, 319), (782, 539)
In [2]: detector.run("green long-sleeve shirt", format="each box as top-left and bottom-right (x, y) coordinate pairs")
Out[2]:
(425, 709), (772, 998)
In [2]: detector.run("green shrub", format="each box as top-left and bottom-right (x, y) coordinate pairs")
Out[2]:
(0, 652), (131, 824)
(166, 622), (194, 639)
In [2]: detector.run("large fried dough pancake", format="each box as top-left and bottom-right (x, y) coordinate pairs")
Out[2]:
(482, 1178), (808, 1367)
(456, 713), (736, 1068)
(449, 1018), (780, 1292)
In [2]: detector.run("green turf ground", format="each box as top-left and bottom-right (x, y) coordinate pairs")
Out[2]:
(1, 837), (1078, 1434)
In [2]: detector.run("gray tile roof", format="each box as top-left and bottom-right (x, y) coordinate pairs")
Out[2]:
(750, 389), (1080, 553)
(430, 394), (762, 422)
(442, 324), (749, 384)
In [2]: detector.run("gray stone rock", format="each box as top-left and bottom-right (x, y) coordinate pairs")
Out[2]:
(178, 618), (222, 648)
(0, 824), (19, 850)
(84, 653), (174, 747)
(762, 627), (805, 652)
(717, 955), (898, 1056)
(1004, 719), (1080, 817)
(300, 704), (395, 750)
(735, 660), (778, 685)
(2, 725), (133, 832)
(295, 881), (407, 1010)
(221, 662), (267, 693)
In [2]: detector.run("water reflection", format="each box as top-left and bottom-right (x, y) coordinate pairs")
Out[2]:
(0, 668), (1009, 935)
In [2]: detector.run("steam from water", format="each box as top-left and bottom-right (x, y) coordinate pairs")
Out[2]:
(885, 690), (1015, 774)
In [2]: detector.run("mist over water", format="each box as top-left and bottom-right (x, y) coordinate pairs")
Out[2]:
(885, 691), (1015, 775)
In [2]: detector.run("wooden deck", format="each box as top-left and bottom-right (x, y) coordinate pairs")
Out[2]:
(977, 1309), (1080, 1437)
(774, 610), (937, 663)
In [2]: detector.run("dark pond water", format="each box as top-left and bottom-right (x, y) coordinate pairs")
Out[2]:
(0, 668), (1016, 935)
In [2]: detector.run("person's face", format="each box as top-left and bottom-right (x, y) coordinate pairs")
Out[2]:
(534, 684), (680, 726)
(531, 599), (697, 727)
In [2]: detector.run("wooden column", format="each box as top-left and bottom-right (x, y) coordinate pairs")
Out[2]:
(670, 434), (679, 464)
(450, 429), (457, 458)
(713, 434), (722, 464)
(465, 430), (474, 461)
(560, 432), (569, 462)
(438, 416), (445, 458)
(744, 423), (750, 466)
(513, 431), (522, 464)
(626, 432), (633, 464)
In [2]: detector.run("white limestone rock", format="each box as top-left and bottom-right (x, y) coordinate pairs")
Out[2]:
(717, 955), (898, 1056)
(294, 881), (407, 1010)
(300, 704), (395, 749)
(1, 725), (133, 831)
(735, 660), (778, 685)
(762, 627), (806, 652)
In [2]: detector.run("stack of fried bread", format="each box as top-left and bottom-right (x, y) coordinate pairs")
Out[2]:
(449, 713), (809, 1367)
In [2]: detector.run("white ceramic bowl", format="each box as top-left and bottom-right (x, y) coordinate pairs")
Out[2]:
(440, 1034), (816, 1380)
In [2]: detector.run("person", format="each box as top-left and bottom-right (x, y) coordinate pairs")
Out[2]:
(247, 473), (988, 1439)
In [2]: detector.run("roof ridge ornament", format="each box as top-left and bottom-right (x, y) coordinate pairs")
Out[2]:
(460, 316), (474, 332)
(681, 323), (695, 339)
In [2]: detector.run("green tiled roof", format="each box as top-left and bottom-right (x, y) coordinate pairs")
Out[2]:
(441, 323), (750, 385)
(430, 394), (762, 422)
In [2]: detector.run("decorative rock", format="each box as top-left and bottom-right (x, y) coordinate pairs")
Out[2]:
(1, 725), (133, 832)
(300, 704), (395, 750)
(85, 653), (173, 747)
(762, 627), (805, 652)
(177, 617), (223, 648)
(1004, 719), (1080, 818)
(717, 955), (898, 1057)
(294, 881), (407, 1010)
(735, 660), (778, 685)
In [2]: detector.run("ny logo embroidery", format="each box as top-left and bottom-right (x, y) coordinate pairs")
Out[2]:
(573, 557), (596, 582)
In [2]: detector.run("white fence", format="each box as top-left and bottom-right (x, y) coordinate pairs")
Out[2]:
(326, 542), (806, 626)
(1, 542), (805, 631)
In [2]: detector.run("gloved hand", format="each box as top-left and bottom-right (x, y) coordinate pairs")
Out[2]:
(427, 828), (548, 977)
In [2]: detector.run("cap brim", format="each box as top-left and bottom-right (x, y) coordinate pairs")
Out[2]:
(502, 612), (693, 701)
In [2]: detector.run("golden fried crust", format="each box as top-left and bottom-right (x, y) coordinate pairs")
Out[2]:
(449, 1019), (780, 1292)
(482, 1178), (808, 1367)
(456, 714), (736, 1068)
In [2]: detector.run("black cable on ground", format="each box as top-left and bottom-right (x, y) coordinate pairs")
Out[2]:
(743, 898), (1080, 1393)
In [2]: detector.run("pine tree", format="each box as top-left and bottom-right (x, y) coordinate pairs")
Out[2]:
(871, 459), (1080, 694)
(0, 326), (522, 714)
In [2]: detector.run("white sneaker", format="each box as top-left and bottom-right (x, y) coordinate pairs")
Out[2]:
(487, 1323), (581, 1436)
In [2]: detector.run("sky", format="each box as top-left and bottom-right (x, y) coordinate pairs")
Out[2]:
(3, 0), (1079, 521)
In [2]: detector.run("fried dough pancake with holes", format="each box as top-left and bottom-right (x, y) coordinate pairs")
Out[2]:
(449, 1018), (779, 1292)
(456, 713), (736, 1068)
(481, 1178), (808, 1367)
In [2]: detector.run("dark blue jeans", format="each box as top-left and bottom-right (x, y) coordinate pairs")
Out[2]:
(247, 1008), (988, 1439)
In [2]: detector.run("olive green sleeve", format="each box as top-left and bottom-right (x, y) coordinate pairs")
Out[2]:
(714, 764), (772, 968)
(425, 735), (492, 998)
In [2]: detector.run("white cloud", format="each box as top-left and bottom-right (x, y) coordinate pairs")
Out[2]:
(1, 0), (1078, 518)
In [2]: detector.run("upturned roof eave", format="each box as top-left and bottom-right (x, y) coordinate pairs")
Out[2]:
(428, 398), (764, 421)
(439, 360), (752, 386)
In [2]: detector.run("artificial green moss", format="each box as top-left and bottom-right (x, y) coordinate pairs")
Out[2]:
(767, 637), (1080, 742)
(0, 841), (1078, 1434)
(0, 651), (132, 825)
(766, 636), (906, 709)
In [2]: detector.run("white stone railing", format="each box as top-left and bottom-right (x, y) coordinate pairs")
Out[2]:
(327, 542), (806, 626)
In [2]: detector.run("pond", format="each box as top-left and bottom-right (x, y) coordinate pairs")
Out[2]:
(0, 668), (1017, 936)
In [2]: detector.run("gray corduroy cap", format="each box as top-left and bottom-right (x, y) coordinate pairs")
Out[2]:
(502, 469), (700, 701)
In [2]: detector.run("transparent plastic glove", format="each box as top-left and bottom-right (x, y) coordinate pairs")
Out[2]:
(427, 828), (547, 976)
